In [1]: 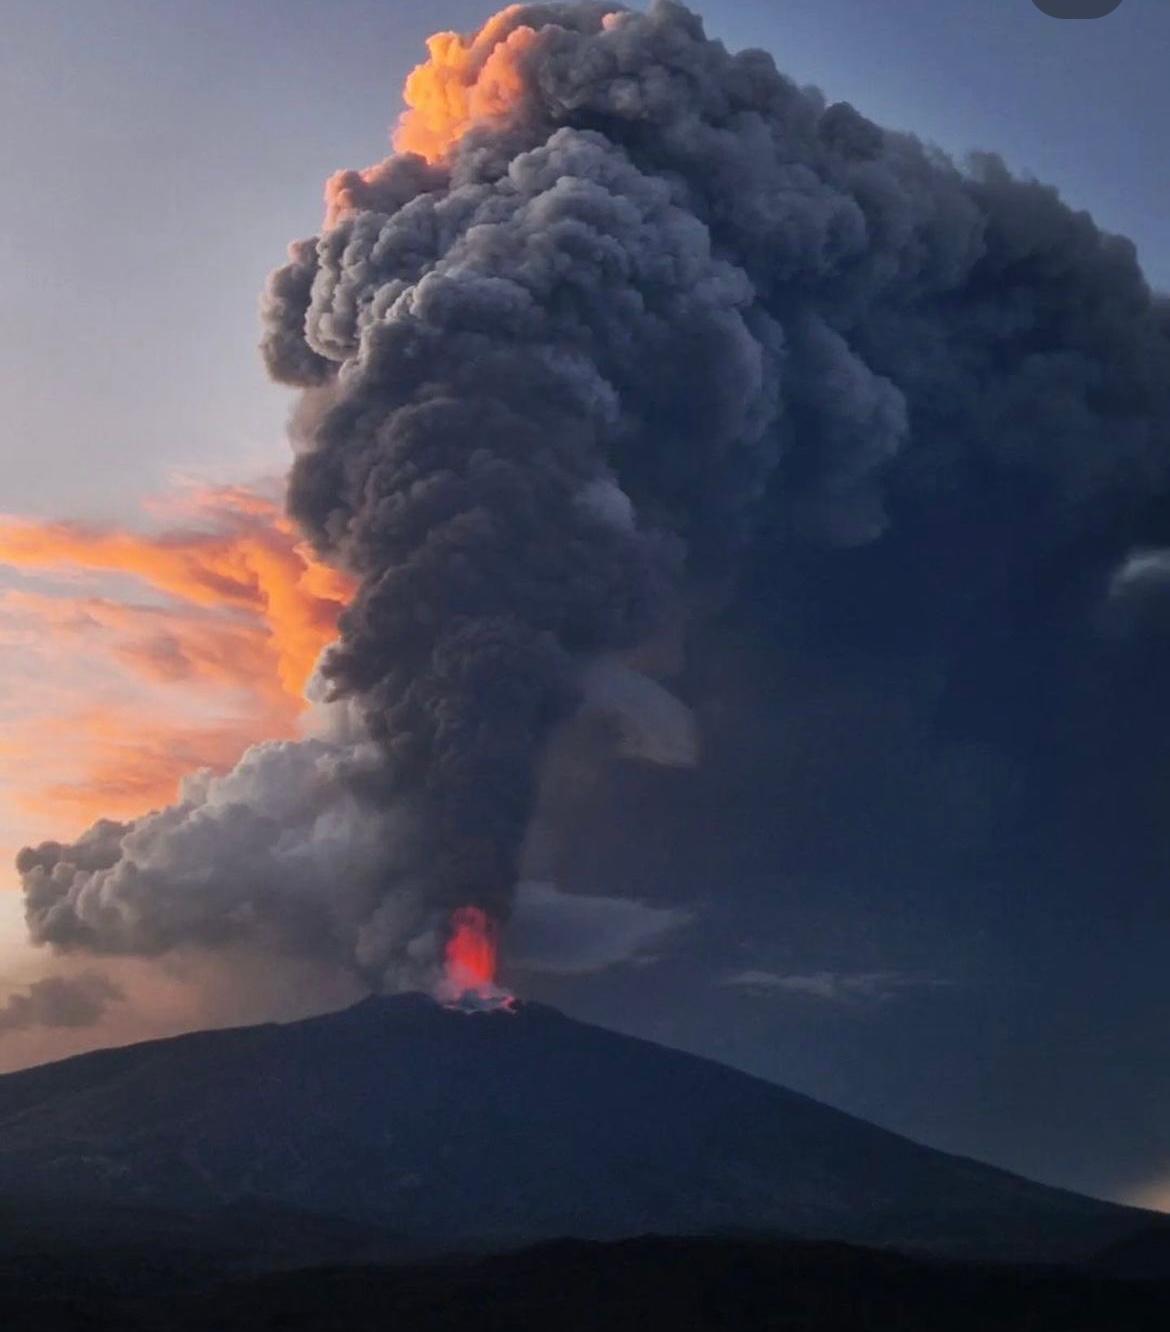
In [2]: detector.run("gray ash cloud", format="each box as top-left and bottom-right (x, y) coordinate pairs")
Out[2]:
(19, 2), (1170, 989)
(0, 973), (123, 1036)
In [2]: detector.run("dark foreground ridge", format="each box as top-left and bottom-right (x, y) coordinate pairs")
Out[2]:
(4, 1234), (1170, 1332)
(0, 993), (1161, 1267)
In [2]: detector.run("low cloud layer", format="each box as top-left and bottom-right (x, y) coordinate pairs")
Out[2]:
(723, 969), (948, 1004)
(509, 880), (692, 975)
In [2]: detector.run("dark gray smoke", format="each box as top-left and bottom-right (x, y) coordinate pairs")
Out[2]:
(0, 973), (123, 1036)
(19, 1), (1170, 989)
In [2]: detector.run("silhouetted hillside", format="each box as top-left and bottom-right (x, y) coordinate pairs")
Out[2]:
(0, 994), (1159, 1262)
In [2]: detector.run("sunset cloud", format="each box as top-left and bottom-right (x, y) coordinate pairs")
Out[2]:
(0, 482), (351, 862)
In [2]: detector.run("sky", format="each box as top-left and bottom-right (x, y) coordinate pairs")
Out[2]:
(2, 0), (1170, 1212)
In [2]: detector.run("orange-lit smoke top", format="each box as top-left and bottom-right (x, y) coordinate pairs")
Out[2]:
(325, 6), (554, 226)
(390, 6), (626, 165)
(440, 906), (516, 1010)
(395, 7), (537, 162)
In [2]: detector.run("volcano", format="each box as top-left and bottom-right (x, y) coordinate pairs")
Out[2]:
(0, 995), (1156, 1264)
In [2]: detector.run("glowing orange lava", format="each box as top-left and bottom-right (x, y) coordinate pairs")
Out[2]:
(438, 906), (516, 1011)
(445, 906), (498, 989)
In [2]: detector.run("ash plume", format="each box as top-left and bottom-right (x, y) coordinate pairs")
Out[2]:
(0, 973), (123, 1036)
(18, 1), (1170, 994)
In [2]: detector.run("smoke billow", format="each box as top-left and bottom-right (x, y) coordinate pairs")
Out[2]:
(18, 2), (1170, 993)
(0, 973), (123, 1036)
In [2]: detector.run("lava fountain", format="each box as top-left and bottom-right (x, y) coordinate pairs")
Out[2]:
(436, 906), (517, 1012)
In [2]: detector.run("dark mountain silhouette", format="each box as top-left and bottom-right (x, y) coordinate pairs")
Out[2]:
(0, 994), (1159, 1263)
(1091, 1225), (1170, 1281)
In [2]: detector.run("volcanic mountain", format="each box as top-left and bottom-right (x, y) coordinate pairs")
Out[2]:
(0, 995), (1156, 1264)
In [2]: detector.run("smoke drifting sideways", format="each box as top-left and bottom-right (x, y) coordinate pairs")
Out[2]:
(0, 973), (123, 1037)
(18, 1), (1170, 1003)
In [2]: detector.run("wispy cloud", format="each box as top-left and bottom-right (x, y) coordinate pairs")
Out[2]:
(0, 481), (352, 862)
(510, 881), (693, 975)
(722, 968), (948, 1004)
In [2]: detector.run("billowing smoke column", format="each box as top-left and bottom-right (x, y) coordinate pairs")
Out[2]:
(18, 2), (1170, 996)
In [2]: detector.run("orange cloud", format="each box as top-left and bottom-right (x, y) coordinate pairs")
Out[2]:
(0, 709), (270, 824)
(0, 483), (353, 848)
(0, 485), (351, 702)
(3, 589), (287, 708)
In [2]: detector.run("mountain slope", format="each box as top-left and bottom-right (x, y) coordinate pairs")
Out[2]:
(0, 994), (1155, 1261)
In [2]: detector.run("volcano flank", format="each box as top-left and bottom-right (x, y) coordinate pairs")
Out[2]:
(0, 995), (1157, 1265)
